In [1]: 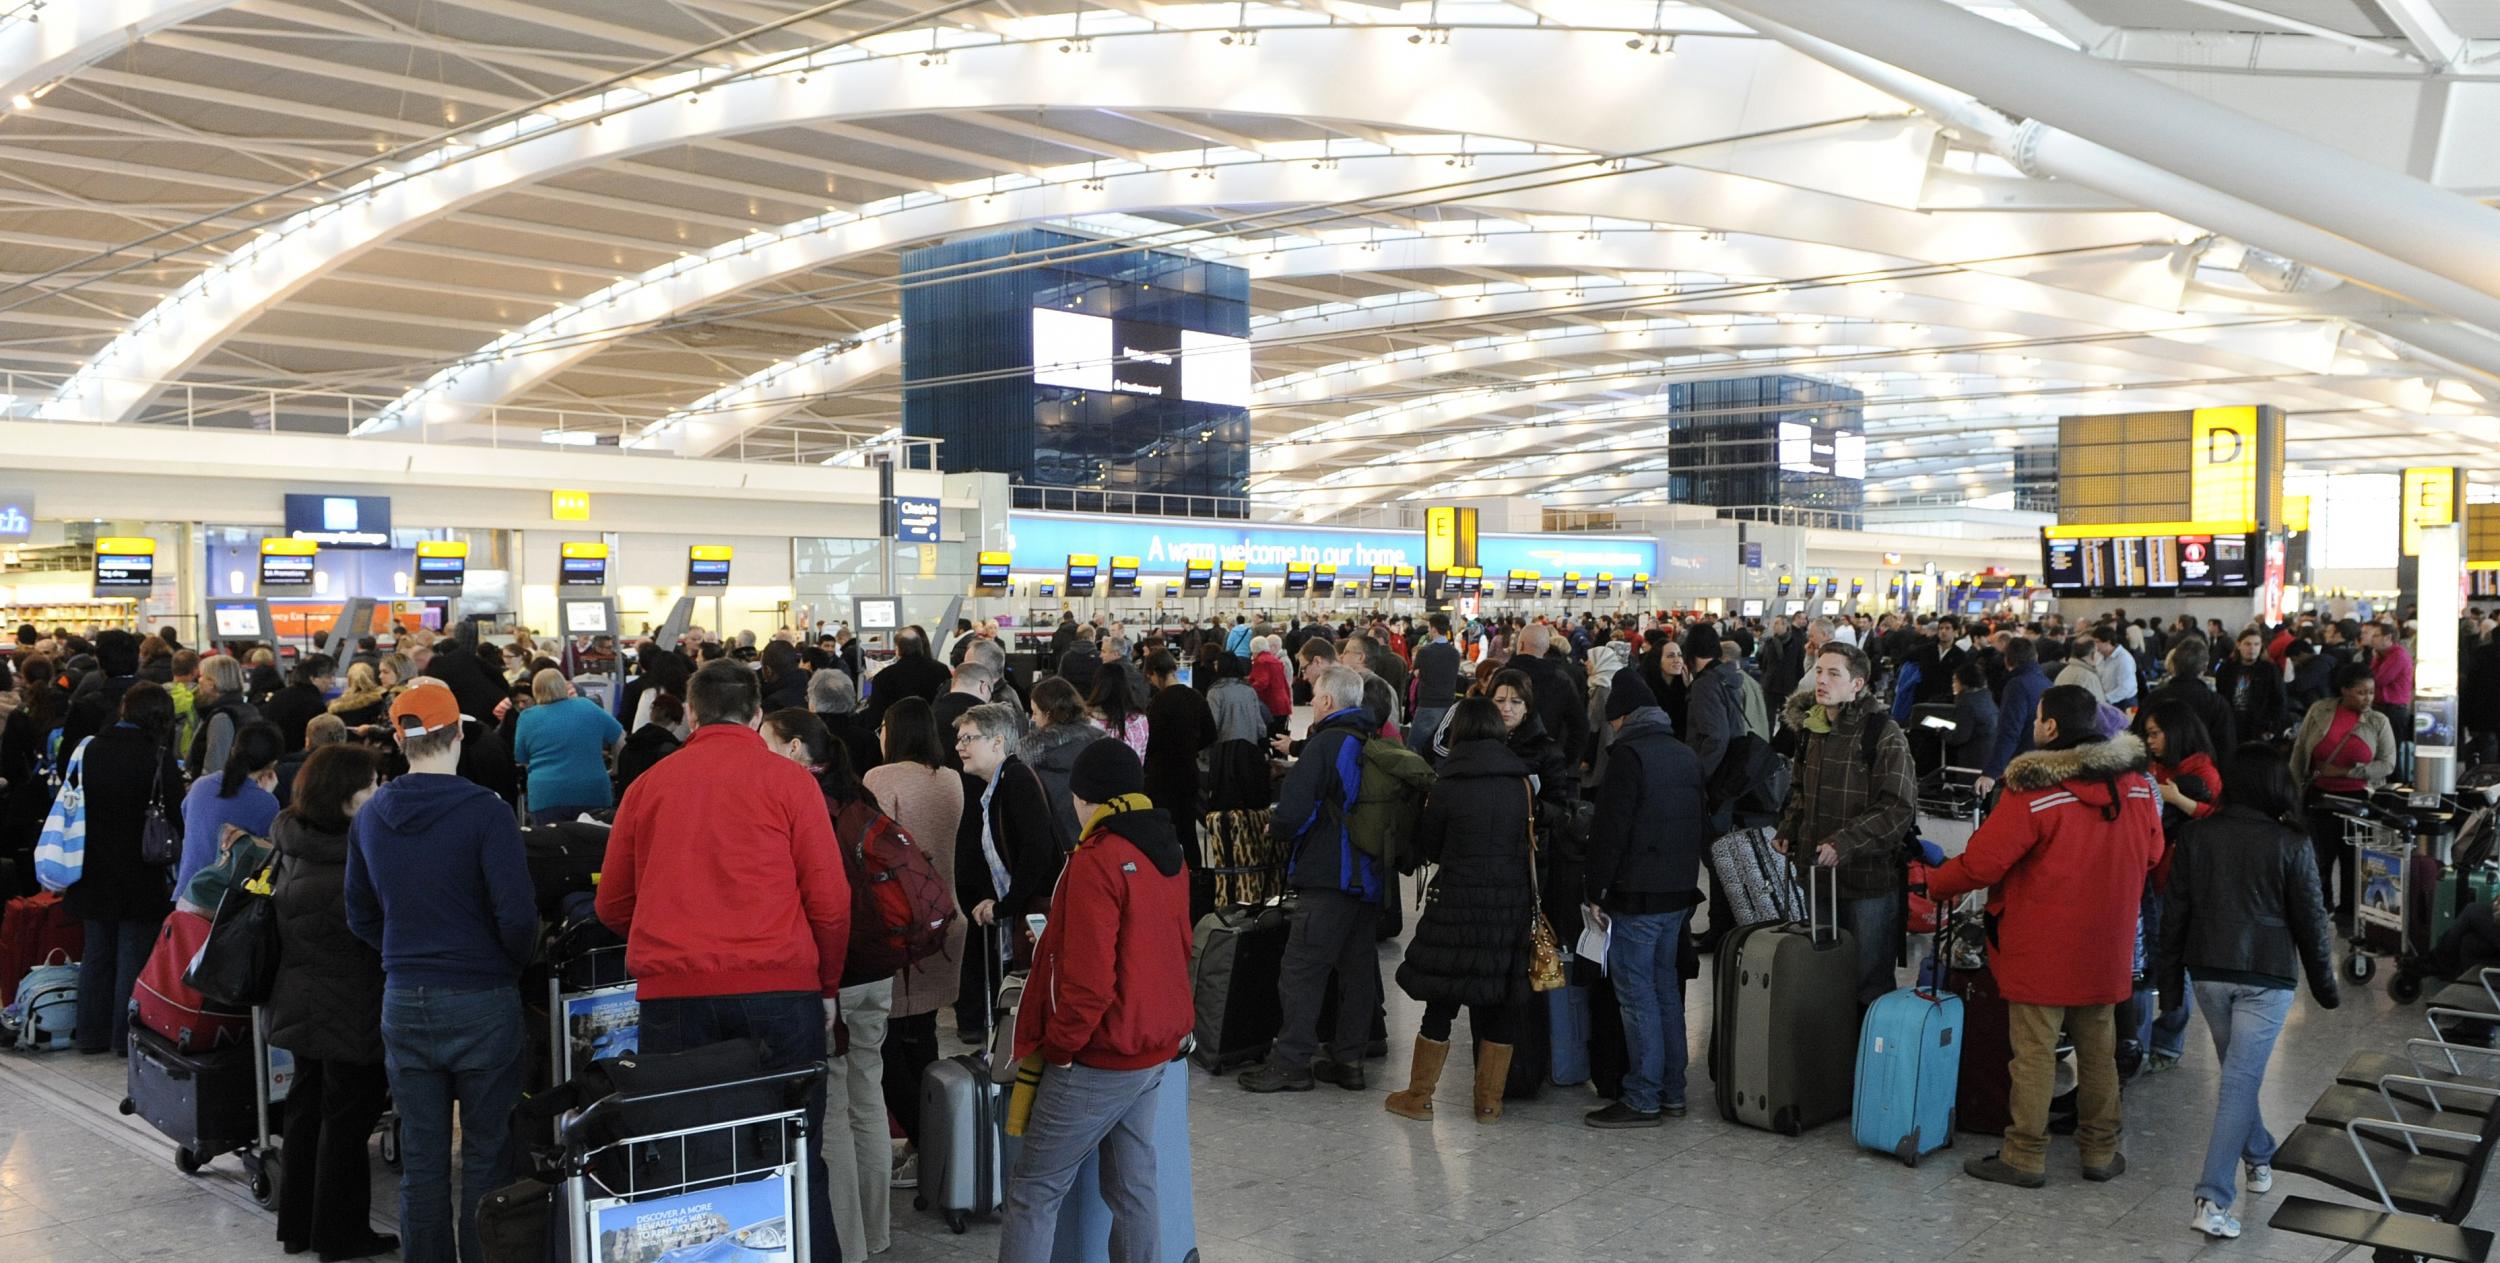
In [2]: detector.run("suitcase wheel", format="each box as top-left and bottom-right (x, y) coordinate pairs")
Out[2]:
(173, 1147), (202, 1176)
(117, 1098), (135, 1116)
(945, 1210), (969, 1235)
(913, 1196), (928, 1212)
(248, 1148), (280, 1209)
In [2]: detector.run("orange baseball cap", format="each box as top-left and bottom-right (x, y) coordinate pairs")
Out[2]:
(389, 683), (463, 737)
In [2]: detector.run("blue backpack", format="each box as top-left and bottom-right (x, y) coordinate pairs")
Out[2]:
(2, 952), (77, 1051)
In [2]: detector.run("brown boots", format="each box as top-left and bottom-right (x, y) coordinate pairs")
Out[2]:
(1474, 1042), (1513, 1123)
(1383, 1037), (1449, 1120)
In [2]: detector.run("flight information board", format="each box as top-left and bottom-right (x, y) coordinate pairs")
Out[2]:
(2042, 528), (2257, 595)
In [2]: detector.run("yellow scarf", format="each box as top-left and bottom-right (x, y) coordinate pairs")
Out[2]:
(1080, 793), (1155, 841)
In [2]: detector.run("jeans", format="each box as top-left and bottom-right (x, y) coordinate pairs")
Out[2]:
(826, 979), (892, 1261)
(638, 991), (837, 1263)
(1609, 907), (1693, 1113)
(380, 985), (526, 1263)
(998, 1062), (1167, 1263)
(2004, 1002), (2120, 1175)
(1836, 895), (1900, 1007)
(77, 916), (163, 1055)
(275, 1056), (391, 1254)
(1272, 889), (1382, 1070)
(2305, 799), (2355, 923)
(1407, 706), (1449, 761)
(2192, 982), (2294, 1211)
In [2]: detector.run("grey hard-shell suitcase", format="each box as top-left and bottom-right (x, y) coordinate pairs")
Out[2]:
(917, 1052), (1004, 1234)
(1713, 867), (1859, 1135)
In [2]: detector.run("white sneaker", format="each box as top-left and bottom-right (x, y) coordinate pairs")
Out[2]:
(2193, 1199), (2241, 1240)
(890, 1151), (919, 1190)
(2245, 1163), (2273, 1194)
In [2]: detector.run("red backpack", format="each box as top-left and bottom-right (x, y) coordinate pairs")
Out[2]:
(834, 799), (956, 978)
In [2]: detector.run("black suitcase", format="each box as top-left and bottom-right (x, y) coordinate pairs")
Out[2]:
(523, 821), (610, 919)
(1189, 903), (1290, 1073)
(1474, 995), (1549, 1101)
(123, 1022), (257, 1172)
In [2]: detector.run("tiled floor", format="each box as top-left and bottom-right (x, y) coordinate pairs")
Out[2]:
(2, 944), (2493, 1263)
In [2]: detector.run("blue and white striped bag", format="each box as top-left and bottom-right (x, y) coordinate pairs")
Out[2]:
(33, 737), (94, 893)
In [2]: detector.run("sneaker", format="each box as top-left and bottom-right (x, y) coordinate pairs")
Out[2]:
(1237, 1060), (1317, 1094)
(2192, 1199), (2241, 1240)
(2245, 1163), (2273, 1194)
(1311, 1057), (1367, 1091)
(2081, 1152), (2126, 1182)
(2141, 1052), (2179, 1075)
(1962, 1153), (2045, 1189)
(890, 1150), (918, 1191)
(1583, 1102), (1662, 1129)
(1660, 1101), (1688, 1118)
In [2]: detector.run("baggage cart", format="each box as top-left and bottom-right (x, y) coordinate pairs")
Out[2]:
(2330, 792), (2459, 987)
(555, 1063), (823, 1263)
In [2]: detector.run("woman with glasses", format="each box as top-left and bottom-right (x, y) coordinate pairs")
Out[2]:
(950, 703), (1067, 1047)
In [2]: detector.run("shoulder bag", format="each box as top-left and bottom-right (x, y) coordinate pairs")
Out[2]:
(1523, 780), (1566, 992)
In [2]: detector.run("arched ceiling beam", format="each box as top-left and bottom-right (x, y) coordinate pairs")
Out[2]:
(0, 0), (227, 103)
(37, 26), (2050, 423)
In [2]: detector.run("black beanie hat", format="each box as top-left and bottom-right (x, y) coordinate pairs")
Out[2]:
(1068, 737), (1146, 804)
(1681, 622), (1722, 664)
(1604, 664), (1658, 720)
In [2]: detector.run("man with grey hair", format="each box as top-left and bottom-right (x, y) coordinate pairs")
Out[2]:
(1507, 622), (1585, 769)
(1241, 663), (1389, 1094)
(961, 633), (1026, 714)
(1097, 632), (1152, 712)
(934, 660), (1002, 769)
(806, 667), (858, 715)
(952, 701), (1063, 1045)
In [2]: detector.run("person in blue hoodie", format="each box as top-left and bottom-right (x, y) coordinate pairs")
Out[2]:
(344, 679), (534, 1263)
(1979, 635), (2052, 799)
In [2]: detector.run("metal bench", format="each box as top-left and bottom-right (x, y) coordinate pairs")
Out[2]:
(2267, 1197), (2492, 1263)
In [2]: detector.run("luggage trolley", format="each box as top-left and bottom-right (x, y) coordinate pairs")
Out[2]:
(545, 927), (640, 1126)
(555, 1064), (824, 1263)
(2328, 792), (2458, 986)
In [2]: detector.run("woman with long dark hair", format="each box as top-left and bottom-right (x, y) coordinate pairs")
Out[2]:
(2156, 743), (2338, 1240)
(68, 681), (184, 1056)
(862, 697), (967, 1189)
(0, 653), (65, 894)
(266, 743), (394, 1261)
(2124, 698), (2222, 1075)
(1386, 698), (1536, 1125)
(173, 719), (284, 895)
(762, 709), (892, 1261)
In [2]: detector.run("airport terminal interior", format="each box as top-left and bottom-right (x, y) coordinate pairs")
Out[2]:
(11, 1), (2500, 1261)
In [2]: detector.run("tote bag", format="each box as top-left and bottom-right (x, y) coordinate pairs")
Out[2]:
(32, 738), (96, 892)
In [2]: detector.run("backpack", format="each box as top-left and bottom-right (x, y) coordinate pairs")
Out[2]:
(1704, 730), (1791, 830)
(0, 951), (76, 1050)
(835, 799), (954, 978)
(1340, 737), (1435, 875)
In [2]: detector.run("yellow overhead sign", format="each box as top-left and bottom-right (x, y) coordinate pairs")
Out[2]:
(2042, 520), (2256, 540)
(551, 489), (592, 522)
(415, 540), (468, 559)
(2403, 466), (2458, 558)
(259, 538), (317, 556)
(97, 536), (156, 555)
(2189, 407), (2260, 524)
(561, 541), (609, 560)
(688, 544), (734, 562)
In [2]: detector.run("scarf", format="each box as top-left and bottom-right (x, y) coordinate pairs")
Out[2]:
(1080, 793), (1155, 841)
(978, 768), (1009, 902)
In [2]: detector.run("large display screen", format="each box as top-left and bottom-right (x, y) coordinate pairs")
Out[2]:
(1064, 554), (1098, 596)
(259, 543), (315, 589)
(282, 494), (392, 548)
(1108, 557), (1140, 596)
(2041, 529), (2257, 594)
(1032, 309), (1252, 406)
(415, 542), (466, 591)
(1776, 422), (1867, 481)
(559, 552), (607, 587)
(1183, 560), (1213, 593)
(687, 547), (732, 589)
(1285, 563), (1311, 593)
(93, 537), (155, 592)
(1219, 560), (1246, 593)
(976, 551), (1011, 588)
(211, 601), (270, 642)
(1313, 565), (1336, 596)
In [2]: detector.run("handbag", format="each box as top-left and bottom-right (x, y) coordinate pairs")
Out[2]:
(32, 737), (95, 892)
(138, 746), (180, 868)
(1522, 782), (1567, 993)
(184, 851), (283, 1008)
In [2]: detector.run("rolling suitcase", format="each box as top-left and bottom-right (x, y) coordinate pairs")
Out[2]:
(124, 1021), (258, 1175)
(1188, 902), (1290, 1074)
(1942, 963), (2013, 1135)
(1548, 973), (1592, 1087)
(1707, 826), (1804, 929)
(1853, 983), (1965, 1166)
(1713, 869), (1857, 1135)
(918, 1052), (1005, 1234)
(134, 909), (249, 1052)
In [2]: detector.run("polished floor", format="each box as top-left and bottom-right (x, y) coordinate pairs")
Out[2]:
(0, 927), (2491, 1263)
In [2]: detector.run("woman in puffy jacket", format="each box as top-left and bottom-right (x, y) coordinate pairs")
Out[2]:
(264, 742), (396, 1262)
(2155, 743), (2338, 1241)
(1386, 697), (1537, 1126)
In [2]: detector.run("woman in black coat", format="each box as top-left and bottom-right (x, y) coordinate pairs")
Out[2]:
(1944, 661), (2000, 772)
(0, 653), (64, 896)
(949, 703), (1067, 1044)
(1387, 698), (1537, 1126)
(67, 680), (183, 1056)
(1141, 651), (1215, 840)
(265, 744), (396, 1261)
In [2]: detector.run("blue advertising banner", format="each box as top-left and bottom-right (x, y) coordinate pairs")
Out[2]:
(1005, 511), (1659, 579)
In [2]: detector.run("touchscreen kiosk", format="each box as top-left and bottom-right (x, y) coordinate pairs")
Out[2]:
(209, 598), (274, 646)
(560, 596), (618, 640)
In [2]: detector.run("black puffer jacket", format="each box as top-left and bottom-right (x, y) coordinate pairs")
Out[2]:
(64, 723), (181, 923)
(2156, 803), (2339, 1004)
(1395, 740), (1535, 1010)
(265, 813), (386, 1064)
(1583, 707), (1710, 916)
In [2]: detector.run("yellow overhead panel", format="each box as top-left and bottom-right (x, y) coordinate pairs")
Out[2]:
(2189, 407), (2261, 525)
(2042, 520), (2256, 540)
(2283, 495), (2311, 534)
(2470, 506), (2500, 565)
(2403, 466), (2459, 558)
(551, 489), (592, 522)
(416, 540), (468, 559)
(259, 538), (317, 556)
(688, 545), (734, 562)
(561, 541), (609, 560)
(97, 536), (156, 556)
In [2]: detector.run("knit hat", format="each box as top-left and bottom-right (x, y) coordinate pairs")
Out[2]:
(1681, 621), (1722, 664)
(1604, 665), (1658, 720)
(1068, 737), (1146, 804)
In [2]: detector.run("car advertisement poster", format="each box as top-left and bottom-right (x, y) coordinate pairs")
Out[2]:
(565, 985), (640, 1070)
(592, 1174), (791, 1263)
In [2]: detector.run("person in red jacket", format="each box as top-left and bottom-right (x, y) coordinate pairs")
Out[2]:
(998, 739), (1192, 1263)
(1247, 637), (1292, 727)
(1928, 684), (2163, 1191)
(597, 661), (850, 1263)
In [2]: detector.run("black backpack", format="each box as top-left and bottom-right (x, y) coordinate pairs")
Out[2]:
(1703, 730), (1789, 830)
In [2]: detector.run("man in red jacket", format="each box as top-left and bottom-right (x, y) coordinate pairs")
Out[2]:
(598, 661), (850, 1263)
(998, 739), (1192, 1263)
(1928, 684), (2163, 1190)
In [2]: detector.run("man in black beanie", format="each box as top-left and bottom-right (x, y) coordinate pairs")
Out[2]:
(1582, 665), (1712, 1128)
(997, 738), (1193, 1263)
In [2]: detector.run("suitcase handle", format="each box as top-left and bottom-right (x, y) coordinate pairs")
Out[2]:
(1805, 864), (1839, 949)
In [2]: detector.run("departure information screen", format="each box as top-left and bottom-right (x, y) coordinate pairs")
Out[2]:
(2042, 529), (2257, 594)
